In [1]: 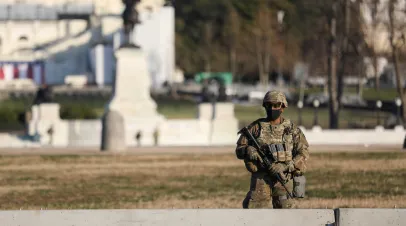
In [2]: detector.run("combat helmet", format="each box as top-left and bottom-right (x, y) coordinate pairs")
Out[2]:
(262, 91), (288, 108)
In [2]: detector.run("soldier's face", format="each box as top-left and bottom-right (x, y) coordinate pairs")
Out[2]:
(264, 102), (283, 110)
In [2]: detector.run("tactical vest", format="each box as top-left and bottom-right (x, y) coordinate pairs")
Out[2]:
(256, 119), (294, 162)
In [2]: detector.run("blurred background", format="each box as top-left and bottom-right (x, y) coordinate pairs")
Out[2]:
(0, 0), (405, 135)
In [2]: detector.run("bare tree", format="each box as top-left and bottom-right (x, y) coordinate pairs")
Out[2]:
(252, 2), (274, 88)
(327, 0), (366, 128)
(328, 1), (340, 129)
(371, 0), (381, 91)
(224, 3), (240, 80)
(388, 0), (406, 122)
(354, 0), (367, 97)
(336, 0), (351, 121)
(202, 22), (214, 72)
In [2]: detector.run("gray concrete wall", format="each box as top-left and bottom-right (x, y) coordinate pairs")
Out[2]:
(336, 208), (406, 226)
(0, 209), (335, 226)
(1, 208), (405, 225)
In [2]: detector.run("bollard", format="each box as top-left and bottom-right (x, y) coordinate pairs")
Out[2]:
(376, 100), (382, 127)
(313, 99), (320, 127)
(395, 98), (402, 126)
(101, 110), (126, 152)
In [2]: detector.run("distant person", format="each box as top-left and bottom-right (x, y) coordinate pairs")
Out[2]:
(200, 79), (210, 103)
(235, 91), (310, 209)
(218, 83), (228, 102)
(207, 79), (219, 102)
(33, 84), (53, 105)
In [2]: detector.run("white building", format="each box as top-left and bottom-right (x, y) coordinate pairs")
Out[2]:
(0, 0), (175, 89)
(361, 0), (406, 54)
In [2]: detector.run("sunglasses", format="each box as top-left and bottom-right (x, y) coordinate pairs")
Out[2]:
(264, 102), (282, 109)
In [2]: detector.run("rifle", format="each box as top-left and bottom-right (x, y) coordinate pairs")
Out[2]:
(238, 126), (293, 199)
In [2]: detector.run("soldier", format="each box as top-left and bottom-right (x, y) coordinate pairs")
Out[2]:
(235, 90), (310, 209)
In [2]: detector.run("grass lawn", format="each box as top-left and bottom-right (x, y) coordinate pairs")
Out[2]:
(0, 152), (404, 209)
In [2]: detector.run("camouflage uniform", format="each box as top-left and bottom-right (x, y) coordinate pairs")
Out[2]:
(235, 91), (310, 209)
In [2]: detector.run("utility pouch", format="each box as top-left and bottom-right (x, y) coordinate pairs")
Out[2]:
(266, 144), (286, 162)
(293, 175), (306, 198)
(275, 143), (286, 162)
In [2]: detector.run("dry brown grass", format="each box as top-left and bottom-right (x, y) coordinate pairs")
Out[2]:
(0, 152), (405, 209)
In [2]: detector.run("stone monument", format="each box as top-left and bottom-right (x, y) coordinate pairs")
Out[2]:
(101, 0), (164, 151)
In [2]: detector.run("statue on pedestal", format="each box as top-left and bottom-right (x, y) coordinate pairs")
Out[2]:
(122, 0), (141, 47)
(101, 0), (165, 151)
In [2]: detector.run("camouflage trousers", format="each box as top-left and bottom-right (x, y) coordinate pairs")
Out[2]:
(242, 173), (295, 209)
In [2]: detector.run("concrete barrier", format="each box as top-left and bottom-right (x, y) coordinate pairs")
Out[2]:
(68, 120), (102, 147)
(0, 133), (40, 148)
(0, 209), (335, 226)
(158, 119), (211, 146)
(336, 208), (406, 226)
(2, 208), (405, 226)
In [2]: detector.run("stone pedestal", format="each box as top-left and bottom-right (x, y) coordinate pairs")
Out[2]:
(101, 47), (165, 151)
(157, 119), (211, 146)
(28, 105), (40, 136)
(198, 103), (238, 145)
(312, 125), (323, 132)
(210, 103), (238, 145)
(68, 120), (102, 147)
(197, 103), (214, 120)
(394, 125), (405, 133)
(157, 103), (237, 146)
(28, 103), (68, 147)
(375, 125), (385, 132)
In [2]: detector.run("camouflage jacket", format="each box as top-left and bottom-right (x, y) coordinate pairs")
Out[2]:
(235, 117), (310, 174)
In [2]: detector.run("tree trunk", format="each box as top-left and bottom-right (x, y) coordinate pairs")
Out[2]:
(402, 94), (406, 124)
(226, 3), (239, 80)
(203, 22), (213, 73)
(230, 49), (237, 78)
(392, 48), (406, 122)
(263, 49), (271, 88)
(337, 0), (351, 121)
(204, 60), (211, 73)
(358, 53), (364, 97)
(356, 0), (364, 97)
(371, 0), (380, 91)
(328, 2), (339, 129)
(373, 52), (380, 91)
(255, 34), (268, 87)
